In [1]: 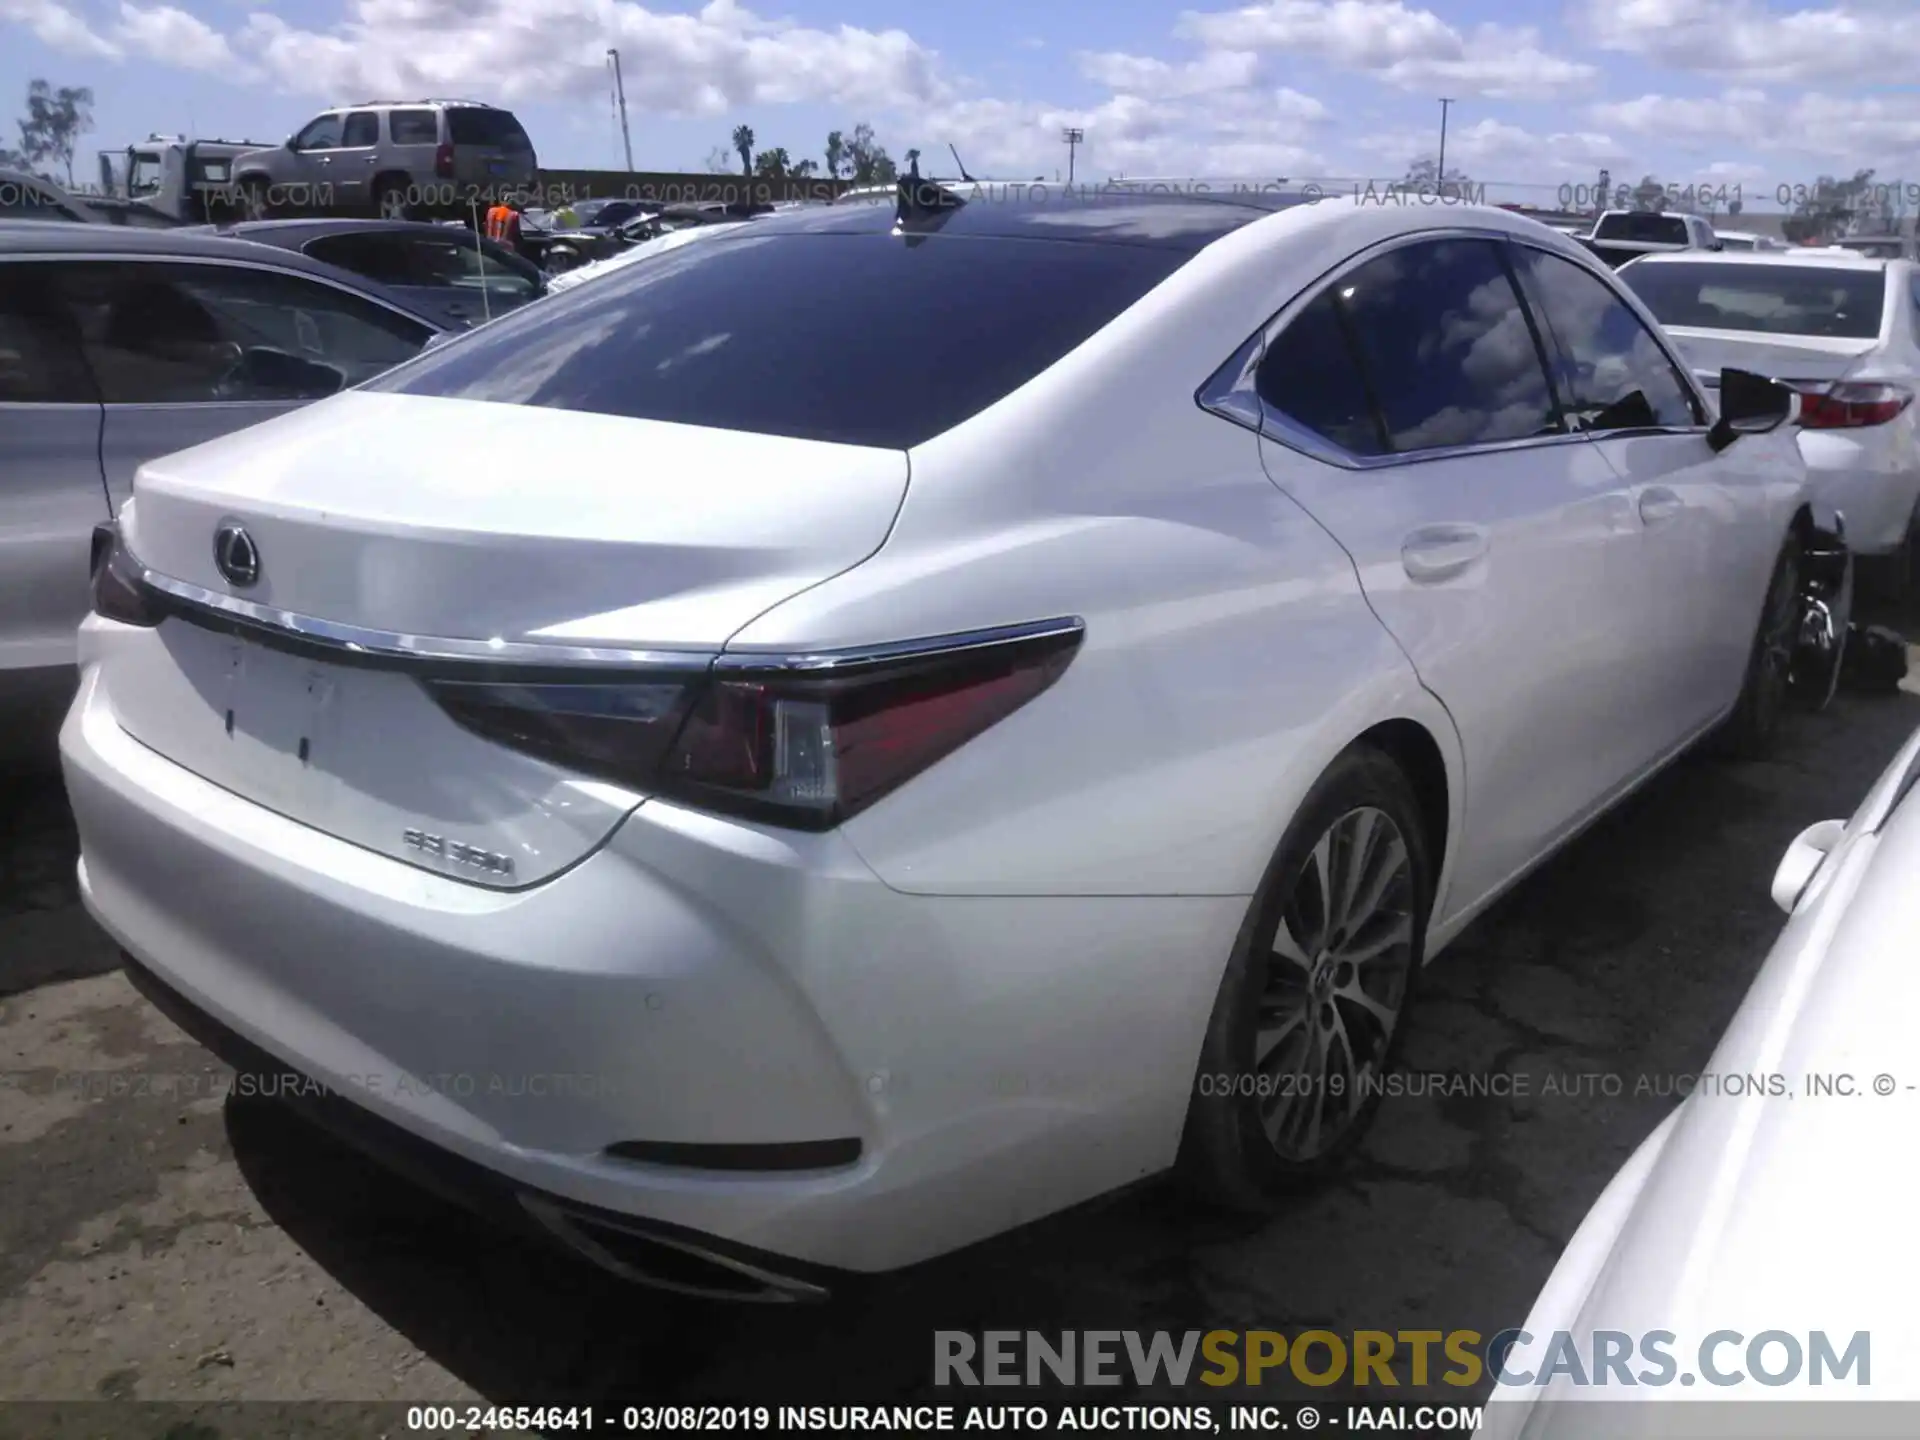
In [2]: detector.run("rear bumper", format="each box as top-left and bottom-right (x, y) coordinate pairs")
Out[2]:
(1798, 427), (1920, 554)
(61, 661), (1239, 1275)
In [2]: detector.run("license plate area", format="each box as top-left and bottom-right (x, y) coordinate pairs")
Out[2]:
(214, 640), (342, 811)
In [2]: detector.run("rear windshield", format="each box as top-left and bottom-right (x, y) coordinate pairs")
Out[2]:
(1595, 213), (1689, 245)
(365, 231), (1190, 448)
(1621, 262), (1887, 339)
(447, 109), (532, 149)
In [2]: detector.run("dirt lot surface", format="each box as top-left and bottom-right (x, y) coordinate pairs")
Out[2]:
(3, 601), (1917, 1421)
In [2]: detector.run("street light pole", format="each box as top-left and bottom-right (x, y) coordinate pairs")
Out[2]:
(1437, 98), (1454, 193)
(1061, 127), (1084, 186)
(607, 48), (634, 172)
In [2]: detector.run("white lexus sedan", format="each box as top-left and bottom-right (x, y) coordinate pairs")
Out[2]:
(1480, 720), (1920, 1435)
(1620, 250), (1920, 596)
(64, 190), (1821, 1299)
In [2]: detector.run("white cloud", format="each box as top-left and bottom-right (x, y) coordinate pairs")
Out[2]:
(1359, 117), (1629, 177)
(1178, 0), (1597, 100)
(1, 0), (120, 56)
(1076, 49), (1262, 101)
(1588, 89), (1772, 142)
(1587, 87), (1920, 168)
(1578, 0), (1920, 84)
(115, 3), (244, 72)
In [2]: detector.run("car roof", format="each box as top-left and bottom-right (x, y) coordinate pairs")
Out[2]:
(0, 219), (446, 322)
(723, 185), (1320, 252)
(1629, 248), (1896, 271)
(208, 218), (493, 242)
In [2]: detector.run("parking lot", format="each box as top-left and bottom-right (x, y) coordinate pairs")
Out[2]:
(1, 599), (1916, 1411)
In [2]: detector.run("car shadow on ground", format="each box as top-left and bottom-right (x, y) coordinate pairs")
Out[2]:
(209, 589), (1918, 1406)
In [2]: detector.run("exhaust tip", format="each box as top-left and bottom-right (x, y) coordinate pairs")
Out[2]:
(519, 1195), (831, 1303)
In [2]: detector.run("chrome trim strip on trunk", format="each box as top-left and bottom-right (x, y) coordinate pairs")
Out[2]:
(713, 616), (1087, 673)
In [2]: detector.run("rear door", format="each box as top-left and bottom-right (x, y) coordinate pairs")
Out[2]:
(1251, 233), (1658, 921)
(0, 261), (106, 678)
(332, 111), (380, 209)
(48, 258), (436, 512)
(1510, 241), (1783, 742)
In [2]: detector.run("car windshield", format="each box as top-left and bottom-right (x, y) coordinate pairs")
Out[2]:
(365, 229), (1194, 448)
(1621, 262), (1888, 339)
(1595, 213), (1690, 245)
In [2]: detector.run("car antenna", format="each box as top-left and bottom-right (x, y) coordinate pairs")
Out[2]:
(948, 144), (976, 183)
(895, 154), (965, 227)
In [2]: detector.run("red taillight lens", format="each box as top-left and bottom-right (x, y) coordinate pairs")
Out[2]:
(90, 523), (160, 627)
(434, 142), (455, 178)
(419, 622), (1084, 830)
(660, 625), (1083, 828)
(1794, 381), (1914, 429)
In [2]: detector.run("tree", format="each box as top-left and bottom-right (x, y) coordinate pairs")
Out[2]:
(1784, 169), (1878, 244)
(1630, 174), (1665, 211)
(703, 146), (735, 174)
(753, 146), (792, 178)
(16, 79), (93, 187)
(1727, 197), (1743, 217)
(1401, 155), (1471, 197)
(788, 158), (818, 179)
(846, 122), (893, 184)
(824, 129), (845, 180)
(731, 124), (755, 178)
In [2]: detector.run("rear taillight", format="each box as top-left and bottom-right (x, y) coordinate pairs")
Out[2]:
(434, 142), (454, 178)
(422, 621), (1083, 830)
(90, 523), (161, 627)
(1794, 381), (1914, 429)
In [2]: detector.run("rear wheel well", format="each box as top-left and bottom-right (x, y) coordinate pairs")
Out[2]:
(1354, 719), (1449, 885)
(1789, 504), (1814, 546)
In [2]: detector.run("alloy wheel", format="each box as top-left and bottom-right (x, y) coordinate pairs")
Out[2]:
(1255, 805), (1415, 1161)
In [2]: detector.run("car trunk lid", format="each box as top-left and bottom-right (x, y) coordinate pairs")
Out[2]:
(109, 389), (909, 885)
(1663, 327), (1879, 388)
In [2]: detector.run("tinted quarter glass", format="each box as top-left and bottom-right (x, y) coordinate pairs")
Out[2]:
(1513, 248), (1702, 429)
(1335, 237), (1560, 452)
(1621, 261), (1887, 341)
(341, 113), (379, 147)
(367, 232), (1189, 448)
(1596, 213), (1689, 245)
(389, 109), (438, 144)
(447, 110), (532, 149)
(0, 269), (97, 402)
(1255, 288), (1386, 456)
(294, 114), (343, 149)
(55, 261), (432, 402)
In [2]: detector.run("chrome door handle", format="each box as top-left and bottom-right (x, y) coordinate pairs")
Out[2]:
(1401, 524), (1489, 583)
(1639, 486), (1683, 525)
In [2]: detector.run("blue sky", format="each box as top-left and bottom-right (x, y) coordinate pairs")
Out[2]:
(5, 0), (1920, 207)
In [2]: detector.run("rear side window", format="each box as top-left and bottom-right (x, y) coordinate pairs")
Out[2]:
(1621, 261), (1887, 340)
(1255, 289), (1385, 455)
(447, 110), (532, 150)
(1595, 213), (1689, 245)
(1332, 238), (1560, 452)
(367, 232), (1190, 448)
(389, 109), (438, 145)
(341, 113), (379, 148)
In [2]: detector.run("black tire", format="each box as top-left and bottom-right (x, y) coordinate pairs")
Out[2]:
(372, 176), (412, 221)
(1177, 744), (1433, 1212)
(1714, 541), (1802, 760)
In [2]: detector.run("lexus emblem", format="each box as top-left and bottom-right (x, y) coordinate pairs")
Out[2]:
(213, 522), (260, 588)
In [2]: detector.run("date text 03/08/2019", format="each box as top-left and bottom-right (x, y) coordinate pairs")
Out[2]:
(404, 1404), (1483, 1433)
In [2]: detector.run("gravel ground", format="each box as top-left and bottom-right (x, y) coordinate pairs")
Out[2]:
(2, 601), (1916, 1419)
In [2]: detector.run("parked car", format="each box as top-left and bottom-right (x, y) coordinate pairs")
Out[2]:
(1712, 229), (1787, 253)
(1480, 721), (1920, 1436)
(521, 199), (660, 271)
(229, 99), (537, 221)
(1835, 234), (1919, 261)
(0, 221), (442, 761)
(200, 218), (546, 329)
(1584, 209), (1722, 268)
(1620, 250), (1920, 596)
(67, 193), (1832, 1297)
(542, 219), (749, 295)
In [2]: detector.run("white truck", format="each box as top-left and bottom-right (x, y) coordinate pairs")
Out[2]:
(93, 135), (276, 225)
(1581, 209), (1723, 268)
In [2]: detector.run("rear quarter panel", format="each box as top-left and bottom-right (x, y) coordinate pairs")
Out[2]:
(728, 200), (1472, 905)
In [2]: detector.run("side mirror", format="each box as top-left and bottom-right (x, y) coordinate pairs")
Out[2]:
(1772, 818), (1846, 913)
(1709, 367), (1799, 451)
